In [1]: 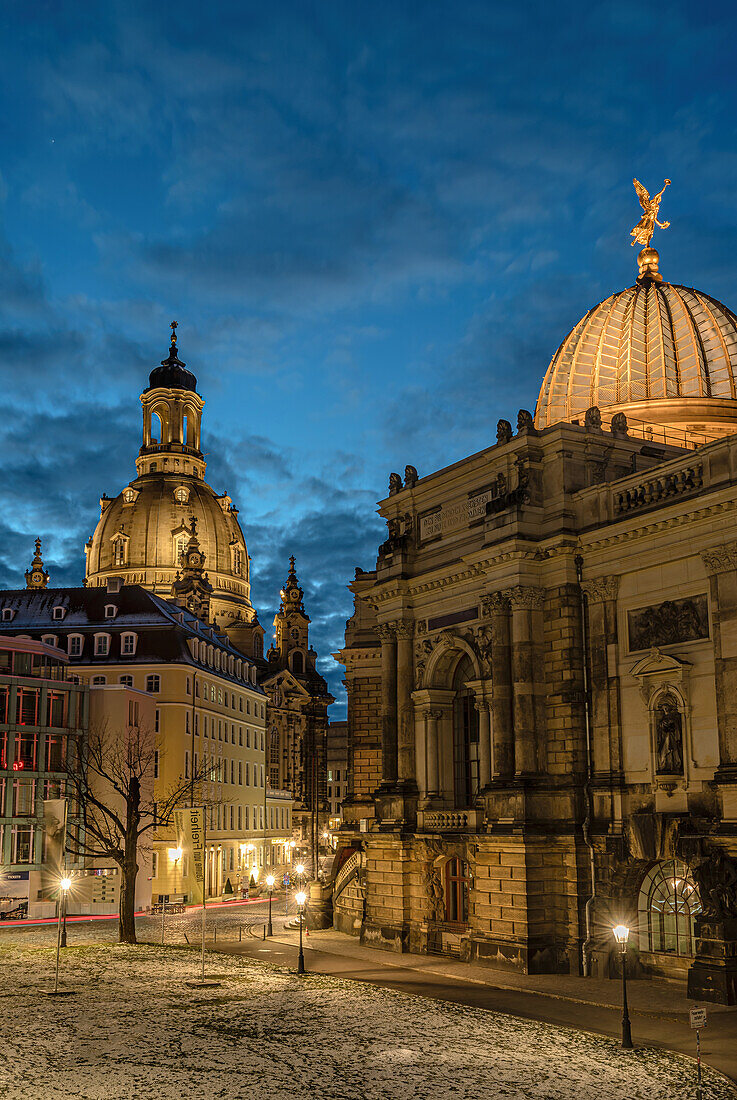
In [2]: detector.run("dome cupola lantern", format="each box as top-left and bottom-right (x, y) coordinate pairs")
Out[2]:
(137, 321), (206, 480)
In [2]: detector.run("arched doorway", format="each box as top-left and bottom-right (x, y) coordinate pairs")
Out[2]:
(452, 654), (479, 807)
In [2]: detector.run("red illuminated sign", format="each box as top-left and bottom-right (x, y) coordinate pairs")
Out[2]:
(12, 761), (24, 770)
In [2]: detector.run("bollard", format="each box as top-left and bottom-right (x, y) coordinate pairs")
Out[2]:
(239, 926), (242, 942)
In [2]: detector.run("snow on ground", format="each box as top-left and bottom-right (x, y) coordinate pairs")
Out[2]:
(0, 938), (732, 1100)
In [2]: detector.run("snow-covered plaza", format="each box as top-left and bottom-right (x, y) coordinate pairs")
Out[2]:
(0, 938), (733, 1100)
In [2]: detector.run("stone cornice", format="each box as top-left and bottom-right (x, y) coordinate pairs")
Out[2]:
(701, 541), (737, 576)
(581, 575), (620, 603)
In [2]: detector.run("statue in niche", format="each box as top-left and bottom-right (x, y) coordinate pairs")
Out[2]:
(655, 693), (684, 775)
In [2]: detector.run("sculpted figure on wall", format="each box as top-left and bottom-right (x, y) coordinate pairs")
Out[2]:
(655, 693), (684, 775)
(496, 419), (513, 445)
(692, 853), (737, 920)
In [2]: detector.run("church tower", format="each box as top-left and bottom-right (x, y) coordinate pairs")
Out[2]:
(268, 557), (313, 675)
(84, 324), (263, 654)
(25, 538), (49, 590)
(170, 517), (213, 622)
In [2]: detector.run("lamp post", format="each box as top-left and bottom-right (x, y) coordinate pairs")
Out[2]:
(53, 877), (71, 993)
(60, 874), (70, 949)
(162, 847), (182, 945)
(296, 890), (306, 974)
(266, 874), (275, 937)
(613, 924), (633, 1049)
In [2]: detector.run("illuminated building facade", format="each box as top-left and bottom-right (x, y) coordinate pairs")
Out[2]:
(334, 238), (737, 1004)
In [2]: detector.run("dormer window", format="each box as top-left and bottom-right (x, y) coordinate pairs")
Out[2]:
(122, 487), (139, 505)
(121, 632), (137, 656)
(106, 577), (122, 594)
(111, 533), (129, 567)
(173, 485), (190, 505)
(105, 605), (118, 619)
(94, 633), (111, 656)
(52, 606), (66, 621)
(1, 608), (15, 622)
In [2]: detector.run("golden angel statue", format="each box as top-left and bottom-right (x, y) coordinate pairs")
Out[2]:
(630, 178), (671, 247)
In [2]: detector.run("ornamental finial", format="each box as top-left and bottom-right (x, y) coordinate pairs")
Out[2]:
(630, 178), (671, 249)
(170, 319), (178, 347)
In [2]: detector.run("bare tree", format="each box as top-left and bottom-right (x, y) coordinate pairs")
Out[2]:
(64, 720), (206, 944)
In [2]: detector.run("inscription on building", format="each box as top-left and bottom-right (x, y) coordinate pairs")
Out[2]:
(419, 488), (493, 541)
(628, 594), (709, 652)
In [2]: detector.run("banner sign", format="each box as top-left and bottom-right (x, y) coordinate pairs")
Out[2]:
(174, 807), (205, 904)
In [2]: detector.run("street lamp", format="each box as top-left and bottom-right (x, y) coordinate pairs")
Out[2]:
(296, 890), (306, 974)
(162, 848), (182, 944)
(613, 924), (633, 1049)
(60, 875), (71, 949)
(266, 873), (275, 937)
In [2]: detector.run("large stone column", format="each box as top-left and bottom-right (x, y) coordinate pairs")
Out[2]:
(702, 543), (737, 779)
(475, 698), (492, 789)
(483, 592), (514, 779)
(378, 622), (398, 785)
(395, 620), (417, 786)
(426, 709), (442, 796)
(508, 585), (545, 776)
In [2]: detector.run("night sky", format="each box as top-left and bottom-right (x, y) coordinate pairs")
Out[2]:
(1, 1), (736, 713)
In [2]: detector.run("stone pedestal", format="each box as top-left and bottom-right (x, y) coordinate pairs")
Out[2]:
(687, 917), (737, 1005)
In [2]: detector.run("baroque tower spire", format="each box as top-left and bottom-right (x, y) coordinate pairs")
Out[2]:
(25, 537), (49, 590)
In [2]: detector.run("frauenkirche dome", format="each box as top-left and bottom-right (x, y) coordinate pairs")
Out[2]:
(535, 224), (737, 441)
(85, 324), (256, 629)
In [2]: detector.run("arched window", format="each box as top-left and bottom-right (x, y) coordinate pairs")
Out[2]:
(291, 650), (304, 675)
(638, 859), (701, 956)
(452, 654), (479, 808)
(112, 537), (127, 567)
(445, 857), (469, 925)
(151, 412), (164, 445)
(174, 534), (188, 565)
(232, 545), (243, 576)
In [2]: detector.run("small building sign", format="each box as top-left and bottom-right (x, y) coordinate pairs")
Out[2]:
(689, 1006), (707, 1029)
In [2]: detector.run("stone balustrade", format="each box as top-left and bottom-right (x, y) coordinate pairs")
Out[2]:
(417, 809), (482, 832)
(613, 462), (703, 515)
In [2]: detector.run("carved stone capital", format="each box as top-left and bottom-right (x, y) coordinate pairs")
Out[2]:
(426, 709), (443, 722)
(581, 575), (620, 603)
(481, 592), (510, 617)
(701, 542), (737, 576)
(376, 622), (397, 643)
(394, 619), (415, 640)
(506, 584), (545, 611)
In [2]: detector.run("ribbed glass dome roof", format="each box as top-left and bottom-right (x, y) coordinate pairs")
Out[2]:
(535, 259), (737, 437)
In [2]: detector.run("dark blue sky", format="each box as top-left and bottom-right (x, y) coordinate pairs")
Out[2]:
(1, 0), (736, 713)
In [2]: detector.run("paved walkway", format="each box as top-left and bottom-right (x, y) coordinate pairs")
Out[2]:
(208, 921), (737, 1088)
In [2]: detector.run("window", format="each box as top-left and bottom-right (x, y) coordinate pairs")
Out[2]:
(152, 851), (158, 878)
(41, 634), (58, 648)
(336, 769), (341, 782)
(445, 858), (470, 925)
(13, 778), (36, 816)
(94, 634), (110, 656)
(128, 700), (140, 727)
(91, 675), (107, 686)
(185, 711), (190, 735)
(239, 697), (243, 713)
(210, 684), (216, 701)
(245, 762), (250, 786)
(119, 675), (133, 687)
(238, 806), (242, 830)
(155, 709), (160, 733)
(638, 860), (702, 956)
(1, 608), (15, 622)
(112, 537), (127, 567)
(68, 635), (83, 657)
(46, 734), (67, 771)
(0, 729), (7, 769)
(174, 533), (188, 565)
(46, 692), (65, 727)
(146, 675), (161, 693)
(203, 716), (208, 738)
(52, 606), (65, 621)
(186, 677), (191, 696)
(104, 604), (118, 619)
(230, 760), (235, 784)
(246, 729), (251, 748)
(154, 751), (159, 780)
(16, 732), (38, 768)
(16, 689), (39, 726)
(11, 824), (34, 864)
(121, 633), (137, 655)
(291, 651), (304, 675)
(185, 750), (190, 779)
(239, 727), (243, 746)
(238, 761), (243, 785)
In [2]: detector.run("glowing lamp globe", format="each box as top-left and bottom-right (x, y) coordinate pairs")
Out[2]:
(613, 924), (630, 946)
(295, 891), (306, 907)
(296, 863), (305, 876)
(60, 877), (72, 892)
(266, 874), (275, 888)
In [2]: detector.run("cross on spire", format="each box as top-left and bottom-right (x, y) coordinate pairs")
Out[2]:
(170, 319), (178, 346)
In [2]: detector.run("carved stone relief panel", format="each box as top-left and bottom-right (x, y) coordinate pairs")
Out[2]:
(627, 594), (709, 652)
